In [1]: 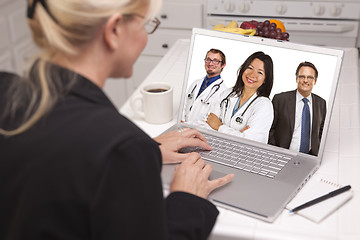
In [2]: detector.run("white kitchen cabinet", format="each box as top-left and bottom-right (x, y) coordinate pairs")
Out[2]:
(0, 17), (11, 51)
(143, 29), (194, 56)
(157, 1), (203, 29)
(13, 38), (41, 75)
(8, 5), (31, 42)
(0, 0), (38, 75)
(114, 0), (204, 109)
(0, 0), (205, 109)
(0, 0), (11, 6)
(0, 51), (13, 72)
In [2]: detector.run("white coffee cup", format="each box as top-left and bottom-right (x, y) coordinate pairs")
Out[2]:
(130, 82), (173, 124)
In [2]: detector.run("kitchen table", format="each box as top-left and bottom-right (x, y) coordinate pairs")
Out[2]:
(120, 39), (360, 240)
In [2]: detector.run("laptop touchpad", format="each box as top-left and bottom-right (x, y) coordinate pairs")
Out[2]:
(209, 170), (228, 180)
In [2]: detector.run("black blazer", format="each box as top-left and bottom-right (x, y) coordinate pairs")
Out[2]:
(268, 90), (326, 156)
(0, 68), (218, 240)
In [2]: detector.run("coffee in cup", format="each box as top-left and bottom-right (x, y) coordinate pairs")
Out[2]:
(130, 82), (173, 124)
(147, 88), (168, 93)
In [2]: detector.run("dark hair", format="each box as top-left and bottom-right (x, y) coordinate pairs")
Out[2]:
(232, 51), (273, 98)
(295, 61), (318, 79)
(206, 48), (226, 66)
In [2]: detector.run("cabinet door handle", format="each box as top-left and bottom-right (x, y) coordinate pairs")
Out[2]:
(162, 44), (168, 49)
(160, 14), (167, 19)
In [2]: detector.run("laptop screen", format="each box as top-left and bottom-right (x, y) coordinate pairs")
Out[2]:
(179, 28), (343, 159)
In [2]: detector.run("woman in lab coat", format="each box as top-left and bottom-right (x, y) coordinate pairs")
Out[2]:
(206, 51), (274, 143)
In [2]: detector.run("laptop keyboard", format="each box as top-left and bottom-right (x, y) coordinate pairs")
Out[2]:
(186, 133), (292, 179)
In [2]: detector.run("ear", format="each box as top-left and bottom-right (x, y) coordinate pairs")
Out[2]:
(103, 14), (123, 51)
(314, 78), (317, 85)
(221, 63), (226, 71)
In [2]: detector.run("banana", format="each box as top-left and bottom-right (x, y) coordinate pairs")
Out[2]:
(212, 21), (256, 36)
(213, 24), (226, 30)
(227, 20), (238, 28)
(213, 26), (256, 36)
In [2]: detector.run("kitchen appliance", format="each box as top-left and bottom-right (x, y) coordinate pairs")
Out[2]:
(205, 0), (360, 48)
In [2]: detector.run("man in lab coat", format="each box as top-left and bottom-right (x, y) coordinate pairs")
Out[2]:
(183, 48), (227, 124)
(268, 61), (326, 156)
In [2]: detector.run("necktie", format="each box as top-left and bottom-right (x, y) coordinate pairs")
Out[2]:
(300, 98), (310, 153)
(197, 79), (209, 97)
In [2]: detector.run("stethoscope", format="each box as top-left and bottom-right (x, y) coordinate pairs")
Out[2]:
(220, 93), (259, 124)
(187, 80), (223, 105)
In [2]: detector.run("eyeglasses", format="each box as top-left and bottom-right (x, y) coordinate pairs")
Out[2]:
(297, 75), (315, 81)
(204, 58), (223, 65)
(124, 13), (161, 34)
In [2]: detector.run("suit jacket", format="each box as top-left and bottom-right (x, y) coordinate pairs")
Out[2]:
(268, 90), (326, 156)
(0, 68), (218, 240)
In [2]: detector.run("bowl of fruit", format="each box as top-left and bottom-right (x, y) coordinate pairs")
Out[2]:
(212, 20), (257, 35)
(213, 19), (290, 41)
(241, 19), (290, 40)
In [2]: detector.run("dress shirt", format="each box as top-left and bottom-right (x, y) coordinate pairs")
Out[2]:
(289, 90), (313, 152)
(196, 75), (221, 98)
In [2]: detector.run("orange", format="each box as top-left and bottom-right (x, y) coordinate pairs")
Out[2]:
(269, 19), (286, 32)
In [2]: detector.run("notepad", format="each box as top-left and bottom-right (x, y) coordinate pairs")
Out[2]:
(286, 176), (353, 223)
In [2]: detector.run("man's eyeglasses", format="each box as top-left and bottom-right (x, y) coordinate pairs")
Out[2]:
(297, 75), (315, 81)
(124, 13), (161, 34)
(204, 58), (223, 65)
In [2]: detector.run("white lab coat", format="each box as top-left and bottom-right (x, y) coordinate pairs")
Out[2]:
(210, 88), (274, 143)
(183, 78), (227, 124)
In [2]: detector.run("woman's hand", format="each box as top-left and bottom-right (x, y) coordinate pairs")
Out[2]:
(154, 128), (212, 164)
(206, 113), (222, 131)
(206, 113), (249, 133)
(170, 153), (234, 199)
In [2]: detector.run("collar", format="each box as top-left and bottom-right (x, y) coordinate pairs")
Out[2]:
(296, 90), (312, 105)
(205, 75), (221, 85)
(231, 92), (258, 118)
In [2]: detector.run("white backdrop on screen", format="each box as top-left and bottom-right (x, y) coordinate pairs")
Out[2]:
(186, 34), (338, 103)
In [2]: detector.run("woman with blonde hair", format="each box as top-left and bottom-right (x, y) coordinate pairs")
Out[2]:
(0, 0), (233, 239)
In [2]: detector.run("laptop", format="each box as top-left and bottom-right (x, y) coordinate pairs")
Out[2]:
(161, 28), (344, 222)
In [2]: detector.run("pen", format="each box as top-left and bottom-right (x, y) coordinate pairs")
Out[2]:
(289, 185), (351, 213)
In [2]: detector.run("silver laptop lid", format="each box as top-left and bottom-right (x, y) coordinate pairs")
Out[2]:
(178, 28), (344, 162)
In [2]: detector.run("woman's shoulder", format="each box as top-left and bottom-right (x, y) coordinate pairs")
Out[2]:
(0, 71), (20, 78)
(0, 72), (21, 87)
(74, 105), (146, 138)
(257, 95), (271, 102)
(0, 72), (24, 112)
(53, 93), (152, 146)
(49, 104), (157, 164)
(255, 96), (273, 107)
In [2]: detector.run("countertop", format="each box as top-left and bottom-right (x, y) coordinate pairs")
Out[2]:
(120, 39), (360, 240)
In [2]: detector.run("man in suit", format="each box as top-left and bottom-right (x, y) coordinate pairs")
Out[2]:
(268, 61), (326, 156)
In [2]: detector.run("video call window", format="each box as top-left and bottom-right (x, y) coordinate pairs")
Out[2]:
(181, 32), (341, 157)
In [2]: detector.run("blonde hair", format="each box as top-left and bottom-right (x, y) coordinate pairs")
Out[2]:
(0, 0), (162, 136)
